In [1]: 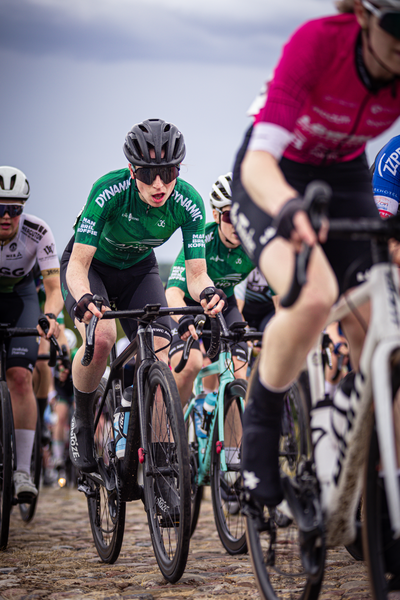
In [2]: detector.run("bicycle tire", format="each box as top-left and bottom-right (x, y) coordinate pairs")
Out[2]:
(87, 377), (126, 563)
(0, 382), (13, 550)
(186, 406), (203, 537)
(143, 362), (191, 583)
(211, 378), (247, 555)
(19, 415), (41, 522)
(281, 381), (309, 478)
(245, 372), (325, 600)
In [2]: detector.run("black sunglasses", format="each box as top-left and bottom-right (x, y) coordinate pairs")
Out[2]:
(217, 209), (232, 224)
(363, 0), (400, 39)
(134, 165), (180, 185)
(0, 205), (24, 218)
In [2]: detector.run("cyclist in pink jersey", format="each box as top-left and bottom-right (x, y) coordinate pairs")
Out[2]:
(231, 0), (400, 521)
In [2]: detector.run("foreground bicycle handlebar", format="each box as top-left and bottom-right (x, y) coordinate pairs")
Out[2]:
(281, 182), (400, 308)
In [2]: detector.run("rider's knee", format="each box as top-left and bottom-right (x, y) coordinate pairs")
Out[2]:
(7, 366), (33, 394)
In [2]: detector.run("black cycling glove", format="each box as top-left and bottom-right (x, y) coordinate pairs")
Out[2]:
(272, 197), (305, 240)
(200, 286), (228, 312)
(74, 293), (94, 322)
(177, 314), (195, 337)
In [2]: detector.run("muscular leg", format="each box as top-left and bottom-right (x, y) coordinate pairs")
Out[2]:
(8, 366), (37, 476)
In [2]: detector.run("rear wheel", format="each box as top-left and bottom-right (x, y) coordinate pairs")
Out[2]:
(211, 379), (247, 555)
(245, 372), (325, 600)
(0, 382), (13, 550)
(87, 378), (125, 563)
(143, 362), (191, 583)
(19, 415), (41, 522)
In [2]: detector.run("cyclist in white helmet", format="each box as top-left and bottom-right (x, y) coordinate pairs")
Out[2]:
(166, 173), (255, 406)
(0, 166), (63, 499)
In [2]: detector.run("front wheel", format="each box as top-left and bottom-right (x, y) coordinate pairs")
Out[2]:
(211, 379), (247, 555)
(87, 378), (126, 563)
(143, 362), (191, 583)
(0, 383), (13, 550)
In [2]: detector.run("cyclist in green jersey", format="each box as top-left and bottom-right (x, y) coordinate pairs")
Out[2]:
(60, 119), (227, 473)
(166, 173), (255, 406)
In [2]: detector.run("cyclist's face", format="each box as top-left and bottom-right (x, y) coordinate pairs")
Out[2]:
(0, 203), (22, 241)
(129, 149), (177, 208)
(213, 208), (241, 248)
(357, 3), (400, 78)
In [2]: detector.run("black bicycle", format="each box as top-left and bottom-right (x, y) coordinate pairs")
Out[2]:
(78, 298), (204, 583)
(0, 316), (62, 547)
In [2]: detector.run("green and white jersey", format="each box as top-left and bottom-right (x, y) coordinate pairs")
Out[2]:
(74, 168), (206, 269)
(167, 221), (254, 299)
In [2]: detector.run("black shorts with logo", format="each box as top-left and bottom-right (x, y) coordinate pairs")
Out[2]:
(60, 237), (173, 342)
(231, 126), (378, 295)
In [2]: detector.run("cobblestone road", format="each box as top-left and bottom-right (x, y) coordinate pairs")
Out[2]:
(0, 485), (384, 600)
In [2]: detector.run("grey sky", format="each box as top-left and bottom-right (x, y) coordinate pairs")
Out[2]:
(2, 0), (400, 263)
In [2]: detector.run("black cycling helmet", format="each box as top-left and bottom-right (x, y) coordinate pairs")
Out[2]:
(123, 119), (186, 167)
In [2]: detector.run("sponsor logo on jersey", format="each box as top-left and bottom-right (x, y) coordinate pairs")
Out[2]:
(10, 243), (17, 252)
(236, 258), (242, 264)
(172, 190), (203, 221)
(188, 233), (205, 249)
(378, 148), (400, 178)
(0, 267), (25, 277)
(122, 212), (139, 222)
(11, 346), (28, 356)
(169, 266), (186, 282)
(22, 220), (47, 243)
(210, 255), (224, 263)
(215, 273), (244, 287)
(312, 106), (351, 125)
(95, 177), (132, 208)
(77, 217), (98, 237)
(43, 244), (55, 255)
(6, 251), (23, 260)
(156, 219), (166, 228)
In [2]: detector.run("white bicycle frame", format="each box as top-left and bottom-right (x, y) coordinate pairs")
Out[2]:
(307, 261), (400, 546)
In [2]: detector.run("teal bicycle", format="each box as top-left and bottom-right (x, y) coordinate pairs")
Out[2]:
(175, 313), (262, 555)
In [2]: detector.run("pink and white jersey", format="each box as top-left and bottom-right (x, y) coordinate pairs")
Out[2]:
(253, 14), (400, 166)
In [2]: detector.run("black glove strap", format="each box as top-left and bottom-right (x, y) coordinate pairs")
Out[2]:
(272, 197), (304, 240)
(200, 286), (228, 312)
(178, 314), (195, 337)
(74, 293), (94, 322)
(45, 313), (57, 320)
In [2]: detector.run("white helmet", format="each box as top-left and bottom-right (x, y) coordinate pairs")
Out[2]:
(0, 166), (30, 202)
(210, 172), (232, 209)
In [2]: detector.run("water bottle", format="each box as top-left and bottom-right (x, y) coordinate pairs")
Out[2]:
(200, 391), (217, 435)
(193, 393), (207, 439)
(113, 386), (133, 459)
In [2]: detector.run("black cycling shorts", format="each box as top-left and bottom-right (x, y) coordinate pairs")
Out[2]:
(0, 276), (40, 372)
(169, 295), (248, 364)
(231, 125), (378, 295)
(60, 237), (173, 342)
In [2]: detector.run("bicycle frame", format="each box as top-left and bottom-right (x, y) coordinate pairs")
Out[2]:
(184, 344), (245, 486)
(307, 261), (400, 543)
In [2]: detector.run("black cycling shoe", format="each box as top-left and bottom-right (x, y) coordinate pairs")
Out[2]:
(241, 373), (284, 507)
(69, 414), (98, 473)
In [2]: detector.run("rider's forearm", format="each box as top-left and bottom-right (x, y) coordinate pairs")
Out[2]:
(165, 287), (187, 323)
(241, 150), (296, 216)
(187, 272), (214, 304)
(42, 275), (64, 317)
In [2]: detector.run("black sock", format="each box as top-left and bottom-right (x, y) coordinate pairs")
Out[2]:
(73, 386), (97, 427)
(242, 368), (288, 506)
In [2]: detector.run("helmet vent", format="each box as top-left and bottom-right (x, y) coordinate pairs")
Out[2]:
(0, 176), (4, 190)
(10, 175), (16, 190)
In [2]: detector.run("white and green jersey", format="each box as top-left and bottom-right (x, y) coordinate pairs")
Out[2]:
(167, 221), (254, 299)
(74, 168), (206, 268)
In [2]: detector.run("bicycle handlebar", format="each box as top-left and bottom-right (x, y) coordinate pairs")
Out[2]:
(81, 297), (205, 367)
(174, 314), (207, 374)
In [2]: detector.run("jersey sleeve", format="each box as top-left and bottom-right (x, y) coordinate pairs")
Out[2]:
(74, 178), (115, 247)
(179, 189), (206, 261)
(254, 19), (331, 137)
(166, 247), (189, 296)
(372, 136), (400, 218)
(234, 277), (248, 302)
(36, 221), (60, 276)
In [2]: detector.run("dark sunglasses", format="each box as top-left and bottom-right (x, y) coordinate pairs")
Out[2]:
(363, 0), (400, 39)
(0, 205), (23, 218)
(134, 165), (180, 185)
(218, 209), (232, 224)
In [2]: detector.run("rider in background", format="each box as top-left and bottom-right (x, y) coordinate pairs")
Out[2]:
(166, 173), (254, 406)
(61, 119), (226, 474)
(230, 0), (400, 517)
(0, 166), (63, 499)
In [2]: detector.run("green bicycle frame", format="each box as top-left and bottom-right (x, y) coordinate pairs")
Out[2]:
(184, 348), (245, 487)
